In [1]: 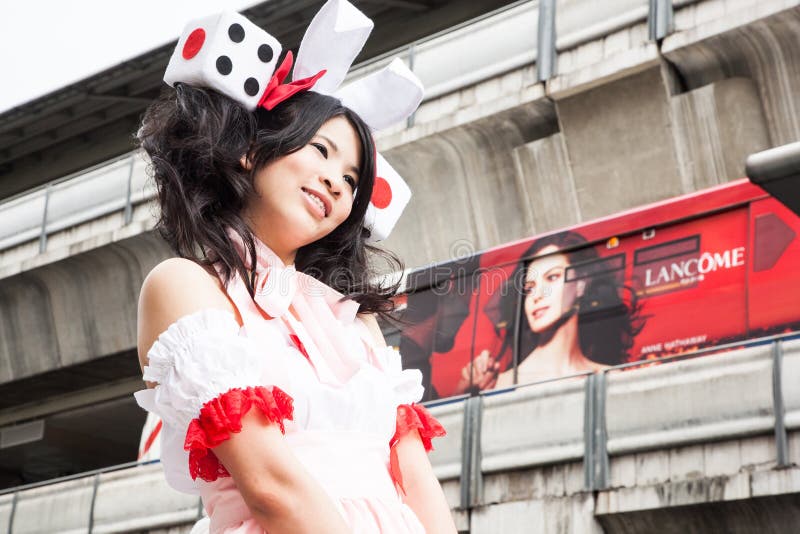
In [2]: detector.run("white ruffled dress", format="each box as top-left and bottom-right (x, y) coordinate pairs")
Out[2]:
(134, 236), (445, 533)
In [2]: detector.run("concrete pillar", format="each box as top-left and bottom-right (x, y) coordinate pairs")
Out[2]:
(511, 132), (581, 234)
(555, 67), (684, 221)
(663, 4), (800, 146)
(670, 77), (771, 191)
(382, 101), (558, 268)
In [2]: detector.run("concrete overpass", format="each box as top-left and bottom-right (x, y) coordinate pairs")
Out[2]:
(2, 337), (798, 532)
(1, 0), (800, 526)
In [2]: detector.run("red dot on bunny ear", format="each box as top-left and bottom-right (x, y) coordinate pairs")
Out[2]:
(183, 28), (206, 59)
(371, 177), (393, 209)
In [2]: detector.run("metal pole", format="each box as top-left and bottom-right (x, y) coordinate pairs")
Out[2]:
(583, 374), (596, 490)
(536, 0), (557, 82)
(512, 270), (524, 386)
(87, 473), (100, 533)
(459, 398), (473, 509)
(123, 156), (135, 225)
(594, 371), (609, 489)
(772, 340), (790, 467)
(406, 44), (417, 129)
(468, 396), (483, 508)
(648, 0), (674, 41)
(38, 186), (51, 253)
(7, 492), (17, 534)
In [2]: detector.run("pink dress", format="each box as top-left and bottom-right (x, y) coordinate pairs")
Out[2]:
(134, 234), (444, 533)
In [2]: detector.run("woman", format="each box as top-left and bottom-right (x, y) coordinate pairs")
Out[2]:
(467, 231), (643, 389)
(133, 8), (455, 534)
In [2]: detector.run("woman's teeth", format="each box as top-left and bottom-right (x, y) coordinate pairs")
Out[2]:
(304, 190), (326, 216)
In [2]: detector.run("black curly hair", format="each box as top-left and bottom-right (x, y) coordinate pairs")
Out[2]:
(136, 84), (402, 315)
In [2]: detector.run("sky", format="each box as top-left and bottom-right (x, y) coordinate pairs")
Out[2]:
(0, 0), (263, 114)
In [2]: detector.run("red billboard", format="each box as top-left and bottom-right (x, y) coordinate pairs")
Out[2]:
(390, 180), (800, 400)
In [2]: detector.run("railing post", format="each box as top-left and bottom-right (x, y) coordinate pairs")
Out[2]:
(406, 43), (417, 129)
(594, 371), (609, 489)
(536, 0), (557, 82)
(583, 374), (596, 490)
(584, 372), (609, 491)
(460, 395), (483, 509)
(88, 473), (100, 533)
(772, 340), (790, 468)
(8, 491), (17, 533)
(38, 186), (51, 253)
(648, 0), (674, 41)
(123, 156), (135, 225)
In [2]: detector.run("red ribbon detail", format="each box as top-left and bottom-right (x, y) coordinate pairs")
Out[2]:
(289, 334), (311, 361)
(258, 51), (326, 111)
(388, 403), (446, 495)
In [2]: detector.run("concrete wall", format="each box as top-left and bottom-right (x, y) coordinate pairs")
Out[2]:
(3, 339), (799, 533)
(0, 231), (169, 383)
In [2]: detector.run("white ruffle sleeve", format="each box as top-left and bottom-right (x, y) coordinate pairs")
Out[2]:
(134, 309), (265, 431)
(134, 308), (294, 488)
(376, 345), (425, 408)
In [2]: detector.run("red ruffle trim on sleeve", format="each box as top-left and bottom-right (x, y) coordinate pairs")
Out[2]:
(391, 403), (446, 451)
(389, 403), (446, 495)
(184, 385), (294, 482)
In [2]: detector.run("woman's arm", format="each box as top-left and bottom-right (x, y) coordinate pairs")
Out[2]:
(394, 432), (458, 533)
(138, 259), (349, 533)
(359, 313), (458, 533)
(211, 411), (350, 533)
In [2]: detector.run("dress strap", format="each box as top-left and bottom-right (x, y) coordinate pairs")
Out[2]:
(211, 264), (269, 328)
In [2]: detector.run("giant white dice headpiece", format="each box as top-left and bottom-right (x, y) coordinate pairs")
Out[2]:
(164, 0), (422, 241)
(164, 12), (284, 111)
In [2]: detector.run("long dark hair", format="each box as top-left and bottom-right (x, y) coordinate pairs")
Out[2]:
(498, 231), (644, 365)
(137, 84), (401, 315)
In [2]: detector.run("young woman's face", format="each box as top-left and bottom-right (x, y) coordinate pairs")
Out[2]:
(522, 244), (579, 333)
(245, 116), (362, 255)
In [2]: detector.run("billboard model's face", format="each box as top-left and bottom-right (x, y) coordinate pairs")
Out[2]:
(523, 245), (579, 334)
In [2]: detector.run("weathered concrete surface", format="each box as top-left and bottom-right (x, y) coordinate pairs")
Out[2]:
(663, 0), (800, 146)
(512, 132), (582, 233)
(556, 67), (685, 221)
(3, 346), (800, 532)
(670, 77), (771, 191)
(2, 2), (797, 279)
(381, 99), (558, 268)
(595, 440), (800, 534)
(0, 231), (169, 384)
(0, 0), (791, 409)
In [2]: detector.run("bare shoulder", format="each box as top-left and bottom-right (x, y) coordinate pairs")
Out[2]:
(357, 312), (387, 349)
(137, 258), (238, 369)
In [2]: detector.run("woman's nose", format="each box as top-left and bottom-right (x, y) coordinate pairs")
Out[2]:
(321, 176), (341, 197)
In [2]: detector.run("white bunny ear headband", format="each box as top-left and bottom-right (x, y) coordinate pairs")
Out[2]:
(162, 0), (422, 242)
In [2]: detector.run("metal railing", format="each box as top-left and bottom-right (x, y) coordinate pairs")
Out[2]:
(0, 151), (153, 254)
(2, 330), (797, 532)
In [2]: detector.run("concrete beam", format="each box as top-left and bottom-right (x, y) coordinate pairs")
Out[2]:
(0, 232), (170, 385)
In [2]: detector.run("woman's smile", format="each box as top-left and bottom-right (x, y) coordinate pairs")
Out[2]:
(302, 187), (331, 218)
(244, 115), (362, 261)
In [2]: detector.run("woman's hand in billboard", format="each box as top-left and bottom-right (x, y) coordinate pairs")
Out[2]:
(455, 349), (500, 393)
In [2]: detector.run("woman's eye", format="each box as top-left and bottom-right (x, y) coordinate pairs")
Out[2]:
(344, 175), (357, 191)
(312, 142), (328, 158)
(523, 284), (536, 295)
